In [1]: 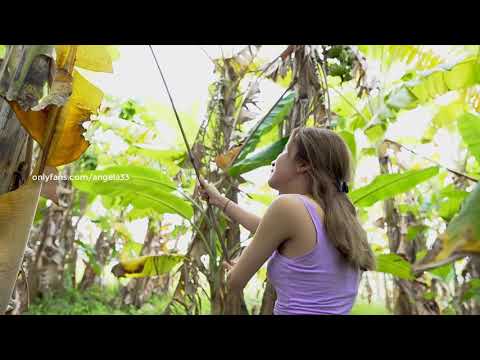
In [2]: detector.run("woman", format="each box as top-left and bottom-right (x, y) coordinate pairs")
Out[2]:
(199, 127), (375, 315)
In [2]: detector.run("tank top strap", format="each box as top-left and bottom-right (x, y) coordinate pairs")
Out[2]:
(297, 194), (323, 242)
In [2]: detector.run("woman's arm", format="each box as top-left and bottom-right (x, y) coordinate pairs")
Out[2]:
(225, 194), (297, 292)
(198, 178), (261, 233)
(219, 196), (261, 234)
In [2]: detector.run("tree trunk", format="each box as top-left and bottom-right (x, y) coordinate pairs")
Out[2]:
(379, 148), (439, 315)
(0, 100), (29, 314)
(453, 256), (480, 315)
(78, 229), (115, 291)
(120, 218), (169, 308)
(0, 45), (53, 313)
(29, 167), (75, 299)
(222, 183), (249, 315)
(163, 219), (208, 315)
(451, 170), (480, 314)
(0, 100), (28, 194)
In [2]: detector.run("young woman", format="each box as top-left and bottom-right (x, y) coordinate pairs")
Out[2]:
(199, 127), (375, 315)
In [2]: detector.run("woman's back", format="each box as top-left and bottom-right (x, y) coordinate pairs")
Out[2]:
(267, 195), (360, 315)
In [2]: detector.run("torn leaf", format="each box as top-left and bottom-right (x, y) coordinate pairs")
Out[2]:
(9, 70), (103, 166)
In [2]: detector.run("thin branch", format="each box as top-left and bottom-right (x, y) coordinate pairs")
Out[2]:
(198, 46), (215, 65)
(384, 138), (479, 183)
(148, 45), (230, 261)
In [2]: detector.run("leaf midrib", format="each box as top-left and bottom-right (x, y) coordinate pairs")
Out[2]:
(352, 168), (436, 206)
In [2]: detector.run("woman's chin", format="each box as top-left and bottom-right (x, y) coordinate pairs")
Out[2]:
(267, 177), (277, 190)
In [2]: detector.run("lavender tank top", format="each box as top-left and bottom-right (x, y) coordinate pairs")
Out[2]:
(267, 194), (360, 315)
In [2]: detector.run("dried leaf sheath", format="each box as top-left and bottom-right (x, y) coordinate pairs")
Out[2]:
(0, 180), (42, 313)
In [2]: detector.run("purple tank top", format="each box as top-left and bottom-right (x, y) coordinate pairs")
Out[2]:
(267, 194), (360, 315)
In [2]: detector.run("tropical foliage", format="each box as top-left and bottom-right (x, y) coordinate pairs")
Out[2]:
(1, 45), (479, 315)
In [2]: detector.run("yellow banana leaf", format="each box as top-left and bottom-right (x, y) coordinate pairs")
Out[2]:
(111, 254), (184, 279)
(0, 179), (42, 314)
(55, 45), (113, 73)
(9, 70), (103, 166)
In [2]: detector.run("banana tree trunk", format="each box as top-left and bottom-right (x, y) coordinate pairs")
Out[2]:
(29, 167), (75, 298)
(222, 183), (249, 315)
(120, 218), (169, 308)
(379, 151), (439, 315)
(0, 100), (29, 194)
(452, 172), (480, 314)
(78, 231), (115, 291)
(260, 45), (322, 314)
(460, 257), (480, 314)
(0, 45), (53, 314)
(164, 217), (209, 315)
(0, 100), (30, 314)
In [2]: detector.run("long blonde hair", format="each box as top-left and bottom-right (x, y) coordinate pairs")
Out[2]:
(291, 127), (375, 271)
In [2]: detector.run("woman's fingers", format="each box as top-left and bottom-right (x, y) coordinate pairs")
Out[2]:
(197, 183), (211, 203)
(223, 261), (234, 271)
(198, 176), (208, 189)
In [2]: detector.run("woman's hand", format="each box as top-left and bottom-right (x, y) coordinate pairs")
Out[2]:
(222, 258), (239, 272)
(198, 177), (227, 208)
(223, 257), (244, 293)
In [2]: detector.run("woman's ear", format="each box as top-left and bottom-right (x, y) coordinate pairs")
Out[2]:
(296, 161), (310, 174)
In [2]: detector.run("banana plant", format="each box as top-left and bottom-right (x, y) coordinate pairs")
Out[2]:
(0, 45), (114, 313)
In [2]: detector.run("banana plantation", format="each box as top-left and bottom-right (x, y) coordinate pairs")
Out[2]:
(0, 45), (479, 315)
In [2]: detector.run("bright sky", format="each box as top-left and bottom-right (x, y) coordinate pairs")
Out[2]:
(84, 45), (285, 112)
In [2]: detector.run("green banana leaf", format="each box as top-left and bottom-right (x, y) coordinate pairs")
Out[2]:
(435, 184), (469, 222)
(72, 166), (193, 220)
(350, 166), (439, 207)
(228, 137), (288, 176)
(338, 130), (357, 161)
(233, 92), (295, 164)
(386, 57), (480, 110)
(358, 45), (442, 71)
(363, 57), (480, 142)
(458, 112), (480, 163)
(429, 182), (480, 264)
(375, 253), (414, 280)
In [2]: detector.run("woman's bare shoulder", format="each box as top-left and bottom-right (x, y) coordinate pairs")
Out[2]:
(274, 194), (325, 222)
(267, 194), (309, 218)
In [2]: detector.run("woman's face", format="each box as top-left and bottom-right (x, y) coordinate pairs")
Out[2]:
(268, 137), (302, 190)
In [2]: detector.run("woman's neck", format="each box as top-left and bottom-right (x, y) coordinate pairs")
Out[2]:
(277, 176), (311, 197)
